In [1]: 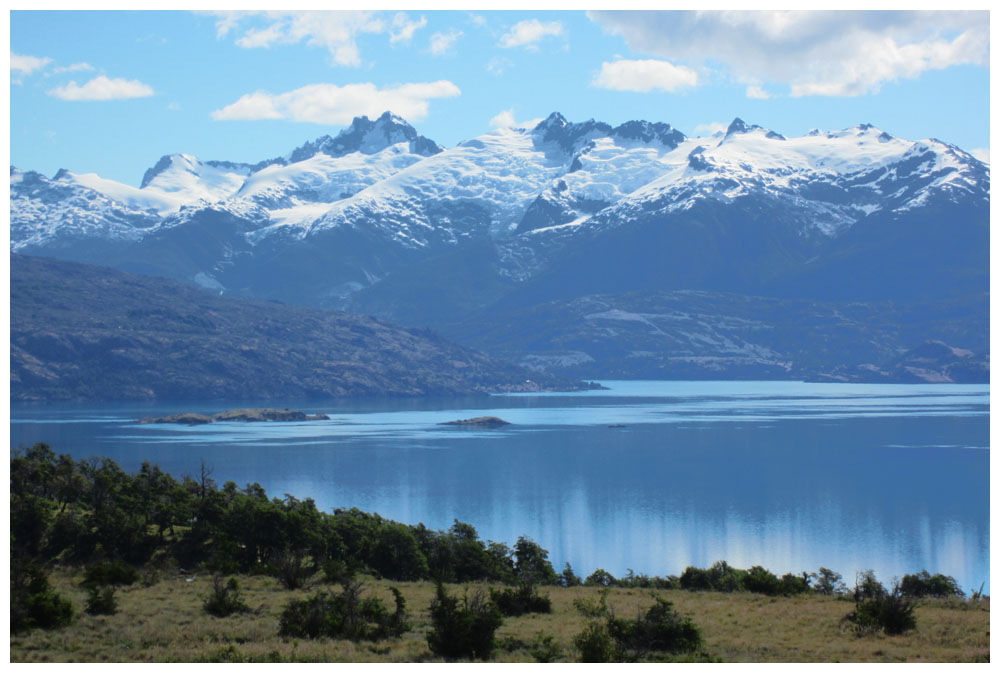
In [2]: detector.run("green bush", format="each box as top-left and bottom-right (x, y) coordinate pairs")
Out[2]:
(585, 568), (616, 587)
(574, 591), (703, 662)
(85, 585), (119, 616)
(203, 576), (250, 617)
(81, 560), (140, 588)
(900, 571), (964, 599)
(274, 550), (313, 590)
(489, 582), (552, 617)
(426, 583), (503, 661)
(278, 579), (408, 641)
(607, 596), (703, 661)
(559, 563), (582, 587)
(844, 571), (916, 636)
(11, 564), (74, 632)
(574, 621), (616, 663)
(529, 631), (563, 662)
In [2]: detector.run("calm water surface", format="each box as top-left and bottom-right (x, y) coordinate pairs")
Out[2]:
(11, 381), (989, 593)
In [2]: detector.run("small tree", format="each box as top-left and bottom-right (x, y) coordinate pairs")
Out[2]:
(85, 585), (119, 616)
(844, 571), (916, 636)
(814, 567), (847, 596)
(426, 583), (503, 661)
(203, 576), (250, 617)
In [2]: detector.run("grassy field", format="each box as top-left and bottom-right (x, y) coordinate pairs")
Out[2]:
(10, 568), (990, 663)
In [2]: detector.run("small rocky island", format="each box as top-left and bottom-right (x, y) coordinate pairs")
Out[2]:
(438, 416), (511, 427)
(139, 408), (329, 425)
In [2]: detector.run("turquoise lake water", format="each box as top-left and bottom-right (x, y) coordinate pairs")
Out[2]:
(11, 380), (990, 593)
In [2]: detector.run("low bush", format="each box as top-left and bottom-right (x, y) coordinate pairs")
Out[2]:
(844, 571), (916, 636)
(584, 569), (616, 587)
(900, 570), (964, 599)
(574, 590), (703, 662)
(813, 567), (847, 595)
(489, 582), (552, 617)
(529, 631), (563, 662)
(203, 576), (250, 617)
(11, 564), (74, 632)
(274, 551), (313, 590)
(278, 579), (408, 641)
(81, 560), (139, 588)
(426, 583), (503, 661)
(85, 585), (118, 616)
(607, 596), (703, 661)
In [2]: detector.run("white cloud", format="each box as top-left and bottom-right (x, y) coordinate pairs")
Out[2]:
(499, 19), (563, 50)
(209, 11), (385, 67)
(490, 109), (516, 129)
(11, 52), (52, 76)
(592, 59), (698, 93)
(469, 14), (486, 28)
(489, 109), (543, 129)
(746, 85), (770, 99)
(589, 10), (988, 97)
(429, 29), (462, 56)
(693, 122), (727, 136)
(47, 75), (154, 101)
(52, 62), (94, 74)
(212, 81), (461, 124)
(390, 12), (426, 45)
(969, 148), (989, 164)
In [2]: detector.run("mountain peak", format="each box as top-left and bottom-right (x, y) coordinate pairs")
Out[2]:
(285, 111), (442, 164)
(726, 118), (752, 135)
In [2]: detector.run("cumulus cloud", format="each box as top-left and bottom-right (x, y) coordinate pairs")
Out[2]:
(47, 75), (154, 101)
(746, 85), (770, 99)
(429, 29), (463, 56)
(589, 10), (988, 97)
(208, 10), (385, 67)
(390, 12), (426, 44)
(212, 81), (461, 124)
(11, 52), (52, 79)
(592, 59), (698, 92)
(499, 19), (563, 50)
(489, 109), (543, 129)
(52, 62), (94, 74)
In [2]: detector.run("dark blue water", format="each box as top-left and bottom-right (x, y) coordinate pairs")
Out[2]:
(11, 381), (989, 594)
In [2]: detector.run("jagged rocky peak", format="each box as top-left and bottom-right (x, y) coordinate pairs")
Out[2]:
(140, 153), (209, 189)
(720, 117), (785, 142)
(532, 111), (613, 154)
(286, 111), (443, 163)
(611, 120), (686, 149)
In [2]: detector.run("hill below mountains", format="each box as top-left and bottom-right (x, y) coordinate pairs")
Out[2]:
(10, 254), (587, 401)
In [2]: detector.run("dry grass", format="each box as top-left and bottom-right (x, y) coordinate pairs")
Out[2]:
(10, 569), (989, 663)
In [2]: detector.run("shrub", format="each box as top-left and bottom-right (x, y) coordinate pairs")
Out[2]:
(489, 582), (552, 617)
(274, 550), (313, 590)
(321, 559), (353, 585)
(203, 576), (250, 617)
(529, 631), (563, 663)
(11, 564), (74, 632)
(426, 583), (503, 661)
(844, 571), (916, 636)
(574, 591), (703, 662)
(85, 585), (118, 616)
(278, 579), (408, 641)
(607, 596), (703, 661)
(780, 572), (811, 596)
(742, 566), (782, 595)
(900, 571), (964, 599)
(574, 621), (616, 663)
(81, 560), (139, 588)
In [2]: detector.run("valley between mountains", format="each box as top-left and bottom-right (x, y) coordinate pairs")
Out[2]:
(10, 111), (988, 398)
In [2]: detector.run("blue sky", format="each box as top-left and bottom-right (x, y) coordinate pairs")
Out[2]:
(10, 10), (991, 186)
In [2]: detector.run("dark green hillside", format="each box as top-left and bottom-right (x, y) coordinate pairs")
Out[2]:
(10, 254), (585, 401)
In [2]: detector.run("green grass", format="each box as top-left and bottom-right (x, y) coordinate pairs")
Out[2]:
(10, 568), (989, 663)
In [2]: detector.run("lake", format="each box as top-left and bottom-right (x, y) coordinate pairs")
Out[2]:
(10, 380), (990, 594)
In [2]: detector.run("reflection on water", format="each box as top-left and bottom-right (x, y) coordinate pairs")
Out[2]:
(11, 381), (990, 593)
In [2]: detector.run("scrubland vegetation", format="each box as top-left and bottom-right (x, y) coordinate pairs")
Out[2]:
(10, 443), (989, 662)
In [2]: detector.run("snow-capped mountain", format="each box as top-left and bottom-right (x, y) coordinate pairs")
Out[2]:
(10, 110), (988, 331)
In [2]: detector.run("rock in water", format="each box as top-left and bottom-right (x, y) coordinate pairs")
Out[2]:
(438, 416), (511, 427)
